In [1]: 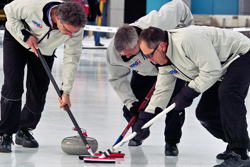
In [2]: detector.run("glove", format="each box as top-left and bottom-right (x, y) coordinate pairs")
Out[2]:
(129, 101), (140, 117)
(170, 86), (200, 110)
(133, 107), (163, 140)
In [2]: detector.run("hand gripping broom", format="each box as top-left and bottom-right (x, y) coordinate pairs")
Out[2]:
(113, 82), (156, 146)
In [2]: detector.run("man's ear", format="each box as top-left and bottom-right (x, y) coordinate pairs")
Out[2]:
(160, 42), (167, 52)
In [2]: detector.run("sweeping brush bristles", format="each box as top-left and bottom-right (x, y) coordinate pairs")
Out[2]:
(83, 157), (116, 163)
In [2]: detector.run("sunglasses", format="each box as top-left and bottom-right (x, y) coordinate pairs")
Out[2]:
(61, 22), (73, 34)
(144, 43), (160, 58)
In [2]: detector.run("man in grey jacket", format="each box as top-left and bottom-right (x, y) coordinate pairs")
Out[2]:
(136, 26), (250, 166)
(0, 0), (87, 153)
(106, 0), (193, 156)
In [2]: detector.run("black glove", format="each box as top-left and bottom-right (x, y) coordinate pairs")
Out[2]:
(170, 86), (200, 110)
(133, 107), (163, 140)
(129, 101), (140, 117)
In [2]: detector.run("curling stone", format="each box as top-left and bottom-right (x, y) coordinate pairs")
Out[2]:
(61, 127), (98, 155)
(61, 135), (98, 155)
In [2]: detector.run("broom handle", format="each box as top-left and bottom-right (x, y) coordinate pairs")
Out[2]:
(100, 103), (175, 158)
(113, 82), (156, 146)
(36, 49), (94, 156)
(141, 103), (176, 129)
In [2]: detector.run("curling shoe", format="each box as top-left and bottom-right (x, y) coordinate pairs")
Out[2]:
(165, 143), (179, 156)
(15, 130), (39, 148)
(214, 152), (250, 167)
(95, 43), (104, 46)
(217, 142), (250, 160)
(128, 138), (142, 146)
(0, 134), (13, 153)
(216, 145), (232, 160)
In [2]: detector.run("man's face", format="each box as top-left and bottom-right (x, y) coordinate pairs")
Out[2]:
(57, 17), (80, 37)
(121, 42), (140, 58)
(140, 41), (168, 65)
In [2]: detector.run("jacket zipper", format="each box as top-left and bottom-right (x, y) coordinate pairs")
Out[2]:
(27, 28), (56, 50)
(168, 55), (193, 80)
(171, 64), (192, 80)
(37, 28), (56, 44)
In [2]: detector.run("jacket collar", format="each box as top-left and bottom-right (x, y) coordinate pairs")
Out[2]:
(42, 2), (62, 28)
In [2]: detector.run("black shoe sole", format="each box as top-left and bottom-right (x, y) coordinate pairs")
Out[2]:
(22, 142), (39, 148)
(0, 150), (11, 153)
(0, 147), (11, 153)
(15, 138), (39, 148)
(128, 143), (142, 146)
(165, 151), (179, 156)
(165, 153), (178, 156)
(128, 140), (142, 146)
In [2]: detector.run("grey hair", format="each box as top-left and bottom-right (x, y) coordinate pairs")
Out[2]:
(114, 24), (138, 53)
(56, 1), (87, 28)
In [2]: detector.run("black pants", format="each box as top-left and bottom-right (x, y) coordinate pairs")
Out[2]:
(196, 52), (250, 150)
(0, 30), (54, 135)
(123, 71), (185, 143)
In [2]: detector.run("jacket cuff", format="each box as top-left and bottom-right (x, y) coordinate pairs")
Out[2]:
(139, 110), (156, 122)
(60, 90), (70, 95)
(21, 29), (32, 42)
(184, 86), (200, 99)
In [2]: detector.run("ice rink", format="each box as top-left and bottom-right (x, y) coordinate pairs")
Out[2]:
(0, 36), (250, 167)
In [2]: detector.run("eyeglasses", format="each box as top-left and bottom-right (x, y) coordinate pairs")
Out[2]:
(144, 43), (160, 58)
(61, 22), (73, 34)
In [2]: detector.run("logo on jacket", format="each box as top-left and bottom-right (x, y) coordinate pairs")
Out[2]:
(169, 69), (179, 75)
(133, 20), (139, 23)
(130, 59), (141, 68)
(32, 20), (43, 28)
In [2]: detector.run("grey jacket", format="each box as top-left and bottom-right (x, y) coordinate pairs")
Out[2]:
(4, 0), (84, 94)
(145, 25), (250, 114)
(106, 0), (194, 110)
